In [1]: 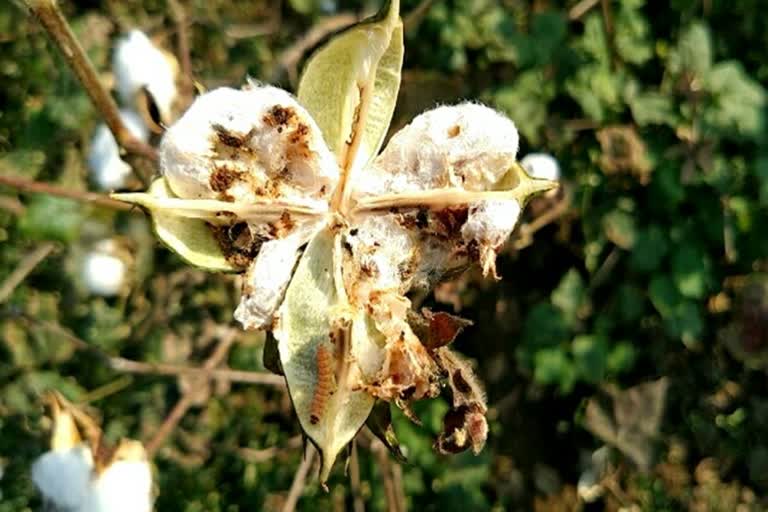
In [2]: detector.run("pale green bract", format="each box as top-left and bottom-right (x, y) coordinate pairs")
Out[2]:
(113, 0), (558, 483)
(298, 0), (403, 174)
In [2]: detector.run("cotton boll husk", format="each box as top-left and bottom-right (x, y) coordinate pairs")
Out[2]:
(461, 199), (521, 277)
(520, 152), (560, 182)
(31, 445), (94, 510)
(234, 222), (320, 330)
(160, 86), (338, 205)
(354, 103), (519, 196)
(88, 110), (149, 191)
(81, 240), (128, 297)
(113, 30), (178, 124)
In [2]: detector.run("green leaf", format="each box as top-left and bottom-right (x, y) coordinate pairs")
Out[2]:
(571, 335), (608, 383)
(114, 178), (237, 272)
(627, 92), (676, 126)
(671, 245), (712, 299)
(649, 275), (680, 319)
(629, 225), (668, 273)
(297, 0), (403, 173)
(533, 348), (576, 393)
(274, 229), (377, 483)
(607, 341), (637, 374)
(703, 61), (767, 140)
(492, 70), (555, 144)
(670, 22), (712, 77)
(17, 195), (83, 242)
(551, 269), (587, 327)
(603, 209), (637, 250)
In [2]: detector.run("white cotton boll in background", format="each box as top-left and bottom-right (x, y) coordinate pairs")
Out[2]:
(357, 103), (519, 196)
(31, 445), (94, 510)
(88, 110), (149, 191)
(113, 29), (178, 124)
(84, 441), (153, 512)
(520, 152), (560, 182)
(160, 86), (338, 203)
(81, 240), (128, 297)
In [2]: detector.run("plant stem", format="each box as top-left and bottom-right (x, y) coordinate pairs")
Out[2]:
(21, 0), (157, 181)
(282, 447), (316, 512)
(0, 174), (135, 211)
(0, 242), (56, 304)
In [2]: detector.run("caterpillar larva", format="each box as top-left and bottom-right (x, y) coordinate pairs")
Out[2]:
(310, 344), (334, 425)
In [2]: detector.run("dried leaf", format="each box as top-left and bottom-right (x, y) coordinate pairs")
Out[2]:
(365, 400), (407, 463)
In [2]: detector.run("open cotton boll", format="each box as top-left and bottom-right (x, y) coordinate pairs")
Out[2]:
(520, 152), (560, 182)
(234, 223), (320, 330)
(160, 86), (339, 204)
(81, 240), (128, 297)
(113, 29), (178, 124)
(84, 441), (152, 512)
(354, 103), (519, 196)
(32, 445), (94, 510)
(88, 110), (149, 191)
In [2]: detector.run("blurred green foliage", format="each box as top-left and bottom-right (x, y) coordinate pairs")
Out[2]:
(2, 0), (768, 510)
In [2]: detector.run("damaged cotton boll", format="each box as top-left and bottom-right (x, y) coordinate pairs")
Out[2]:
(461, 199), (521, 277)
(113, 29), (179, 125)
(343, 214), (419, 305)
(160, 86), (338, 204)
(234, 223), (319, 330)
(88, 110), (149, 191)
(353, 103), (519, 196)
(520, 152), (561, 182)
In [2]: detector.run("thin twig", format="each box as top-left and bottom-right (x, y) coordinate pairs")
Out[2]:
(392, 462), (407, 512)
(349, 441), (365, 512)
(282, 446), (316, 512)
(167, 0), (193, 97)
(144, 328), (238, 457)
(0, 242), (56, 304)
(270, 13), (358, 85)
(110, 357), (285, 386)
(403, 0), (435, 32)
(0, 174), (136, 211)
(370, 438), (402, 512)
(238, 435), (303, 464)
(21, 0), (157, 178)
(14, 314), (284, 388)
(600, 0), (618, 68)
(568, 0), (600, 20)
